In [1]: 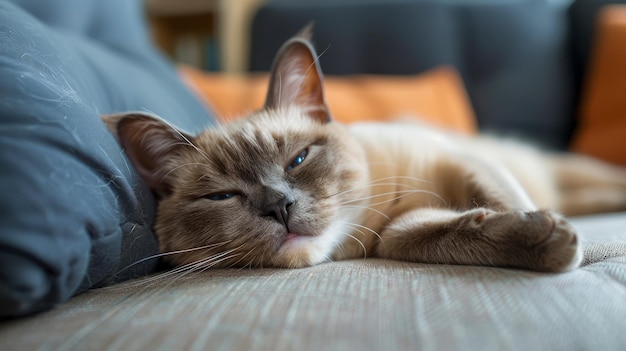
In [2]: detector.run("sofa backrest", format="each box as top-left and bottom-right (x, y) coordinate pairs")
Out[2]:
(249, 0), (576, 150)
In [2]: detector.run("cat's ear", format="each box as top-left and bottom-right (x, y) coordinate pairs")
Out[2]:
(102, 113), (192, 196)
(264, 24), (331, 123)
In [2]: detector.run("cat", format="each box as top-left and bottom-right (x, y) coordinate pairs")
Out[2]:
(103, 28), (626, 273)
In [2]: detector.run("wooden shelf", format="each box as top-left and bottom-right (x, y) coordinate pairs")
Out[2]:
(145, 0), (218, 16)
(145, 0), (265, 72)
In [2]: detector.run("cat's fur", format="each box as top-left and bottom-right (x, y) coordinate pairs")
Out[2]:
(103, 30), (626, 273)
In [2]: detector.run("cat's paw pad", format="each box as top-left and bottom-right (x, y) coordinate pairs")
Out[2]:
(463, 208), (497, 225)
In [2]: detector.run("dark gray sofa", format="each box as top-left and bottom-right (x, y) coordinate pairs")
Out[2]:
(250, 0), (624, 151)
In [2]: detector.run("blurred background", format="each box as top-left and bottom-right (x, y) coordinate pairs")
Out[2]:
(144, 0), (626, 164)
(146, 0), (261, 72)
(145, 0), (574, 72)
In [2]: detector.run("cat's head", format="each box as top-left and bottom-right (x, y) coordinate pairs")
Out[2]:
(104, 29), (370, 268)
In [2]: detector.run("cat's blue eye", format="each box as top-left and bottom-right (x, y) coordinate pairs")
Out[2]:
(206, 193), (235, 201)
(287, 148), (308, 171)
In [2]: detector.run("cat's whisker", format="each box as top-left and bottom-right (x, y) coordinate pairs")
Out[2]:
(342, 204), (390, 220)
(101, 262), (194, 291)
(321, 252), (333, 263)
(340, 232), (367, 259)
(105, 244), (243, 291)
(197, 244), (246, 266)
(325, 178), (431, 199)
(369, 175), (430, 184)
(154, 260), (210, 286)
(369, 192), (446, 208)
(344, 225), (368, 244)
(137, 250), (244, 290)
(226, 248), (256, 269)
(329, 236), (346, 256)
(325, 182), (419, 201)
(339, 184), (445, 210)
(180, 252), (244, 276)
(154, 252), (244, 292)
(108, 257), (212, 290)
(361, 182), (424, 190)
(113, 240), (234, 277)
(335, 242), (345, 256)
(339, 189), (446, 207)
(236, 250), (258, 271)
(343, 222), (384, 245)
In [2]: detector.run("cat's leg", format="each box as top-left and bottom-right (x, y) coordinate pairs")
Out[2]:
(374, 207), (581, 272)
(373, 158), (582, 272)
(549, 154), (626, 216)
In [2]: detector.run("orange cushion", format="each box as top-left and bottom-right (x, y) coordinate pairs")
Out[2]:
(571, 5), (626, 166)
(180, 65), (477, 134)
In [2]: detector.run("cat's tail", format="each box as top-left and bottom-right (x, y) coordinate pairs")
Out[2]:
(550, 154), (626, 216)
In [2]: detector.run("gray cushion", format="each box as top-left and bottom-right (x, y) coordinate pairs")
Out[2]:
(0, 0), (214, 317)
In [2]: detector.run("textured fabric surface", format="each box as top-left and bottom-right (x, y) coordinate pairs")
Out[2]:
(250, 0), (575, 149)
(1, 213), (624, 350)
(181, 65), (477, 133)
(0, 0), (214, 317)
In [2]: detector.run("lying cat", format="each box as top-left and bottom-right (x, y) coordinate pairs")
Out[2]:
(103, 29), (626, 273)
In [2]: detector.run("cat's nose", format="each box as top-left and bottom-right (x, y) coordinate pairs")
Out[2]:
(263, 195), (294, 228)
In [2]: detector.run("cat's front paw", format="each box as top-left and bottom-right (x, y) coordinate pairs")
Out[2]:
(525, 211), (582, 272)
(477, 209), (583, 272)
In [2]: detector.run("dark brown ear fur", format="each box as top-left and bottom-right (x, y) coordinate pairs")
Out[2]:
(264, 24), (331, 123)
(102, 113), (192, 196)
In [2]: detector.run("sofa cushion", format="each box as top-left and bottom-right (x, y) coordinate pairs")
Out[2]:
(571, 5), (626, 166)
(181, 65), (477, 134)
(568, 0), (626, 92)
(0, 0), (214, 317)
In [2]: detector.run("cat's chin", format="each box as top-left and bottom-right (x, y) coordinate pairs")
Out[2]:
(280, 232), (322, 251)
(284, 233), (305, 245)
(273, 230), (338, 268)
(271, 221), (352, 268)
(273, 233), (325, 268)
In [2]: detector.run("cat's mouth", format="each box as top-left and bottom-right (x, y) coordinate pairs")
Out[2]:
(282, 232), (313, 247)
(279, 217), (317, 247)
(285, 233), (300, 242)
